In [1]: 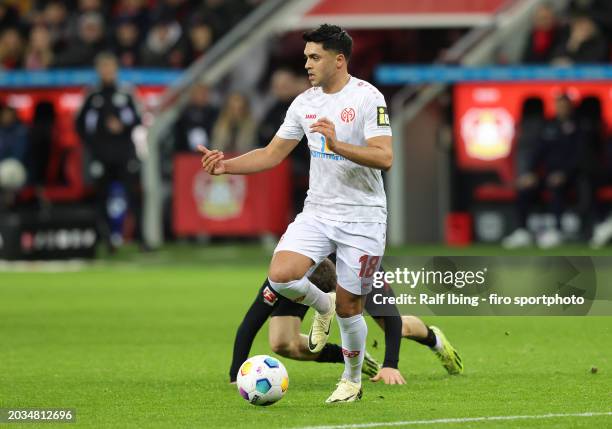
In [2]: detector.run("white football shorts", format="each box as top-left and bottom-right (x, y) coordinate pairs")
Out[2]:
(274, 212), (386, 295)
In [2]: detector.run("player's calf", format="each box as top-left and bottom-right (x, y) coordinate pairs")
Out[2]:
(336, 313), (367, 383)
(335, 285), (365, 318)
(269, 338), (301, 359)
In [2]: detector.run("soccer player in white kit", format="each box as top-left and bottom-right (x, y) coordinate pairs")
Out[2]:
(199, 24), (393, 403)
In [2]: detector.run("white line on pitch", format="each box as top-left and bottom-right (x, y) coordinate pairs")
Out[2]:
(294, 411), (612, 429)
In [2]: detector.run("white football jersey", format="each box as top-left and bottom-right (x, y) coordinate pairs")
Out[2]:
(276, 76), (392, 223)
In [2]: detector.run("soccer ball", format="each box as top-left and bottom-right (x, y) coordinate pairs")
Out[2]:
(0, 159), (26, 191)
(236, 355), (289, 406)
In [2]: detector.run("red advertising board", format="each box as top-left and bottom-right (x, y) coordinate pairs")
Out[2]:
(173, 154), (292, 236)
(454, 82), (612, 182)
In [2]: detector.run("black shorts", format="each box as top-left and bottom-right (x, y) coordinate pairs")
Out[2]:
(258, 282), (309, 320)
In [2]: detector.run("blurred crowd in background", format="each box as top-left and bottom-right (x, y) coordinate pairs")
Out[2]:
(3, 0), (612, 249)
(0, 0), (264, 69)
(519, 1), (612, 65)
(1, 1), (611, 70)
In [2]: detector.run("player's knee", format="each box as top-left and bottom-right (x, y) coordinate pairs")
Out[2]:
(336, 300), (360, 318)
(268, 265), (300, 284)
(269, 337), (292, 357)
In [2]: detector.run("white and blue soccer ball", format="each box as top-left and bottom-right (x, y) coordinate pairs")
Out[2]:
(236, 355), (289, 406)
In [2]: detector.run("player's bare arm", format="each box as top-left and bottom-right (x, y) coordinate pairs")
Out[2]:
(309, 117), (393, 171)
(197, 135), (299, 176)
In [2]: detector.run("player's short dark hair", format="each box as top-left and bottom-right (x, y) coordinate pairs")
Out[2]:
(308, 258), (337, 293)
(303, 24), (352, 61)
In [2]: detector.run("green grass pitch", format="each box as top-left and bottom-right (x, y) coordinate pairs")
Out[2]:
(0, 244), (611, 428)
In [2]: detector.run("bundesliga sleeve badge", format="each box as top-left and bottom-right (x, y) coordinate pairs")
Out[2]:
(377, 106), (390, 126)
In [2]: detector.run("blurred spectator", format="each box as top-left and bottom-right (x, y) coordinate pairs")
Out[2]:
(258, 68), (310, 214)
(503, 95), (580, 249)
(0, 27), (25, 70)
(54, 12), (107, 67)
(1, 0), (261, 71)
(210, 92), (257, 153)
(112, 17), (141, 67)
(154, 0), (191, 25)
(75, 52), (145, 250)
(0, 4), (21, 32)
(590, 135), (612, 247)
(27, 101), (55, 186)
(258, 69), (298, 146)
(199, 0), (231, 38)
(23, 24), (54, 70)
(39, 0), (70, 54)
(66, 0), (108, 39)
(551, 14), (608, 64)
(573, 96), (604, 238)
(77, 0), (105, 15)
(0, 104), (29, 167)
(229, 37), (270, 94)
(0, 104), (29, 208)
(521, 4), (564, 63)
(294, 74), (310, 93)
(200, 0), (251, 39)
(114, 0), (150, 35)
(569, 0), (612, 41)
(184, 15), (215, 64)
(514, 97), (545, 178)
(140, 15), (186, 68)
(174, 83), (219, 153)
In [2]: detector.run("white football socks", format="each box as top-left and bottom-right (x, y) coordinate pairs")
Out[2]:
(337, 313), (367, 384)
(268, 277), (331, 314)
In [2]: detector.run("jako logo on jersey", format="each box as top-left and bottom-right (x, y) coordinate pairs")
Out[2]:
(342, 348), (361, 358)
(262, 286), (278, 306)
(340, 107), (355, 123)
(305, 114), (317, 119)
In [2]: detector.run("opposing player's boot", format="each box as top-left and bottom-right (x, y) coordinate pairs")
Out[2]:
(308, 292), (336, 353)
(361, 350), (380, 378)
(430, 326), (463, 375)
(325, 378), (362, 403)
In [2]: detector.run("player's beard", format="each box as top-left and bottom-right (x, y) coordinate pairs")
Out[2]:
(311, 68), (331, 88)
(308, 71), (319, 87)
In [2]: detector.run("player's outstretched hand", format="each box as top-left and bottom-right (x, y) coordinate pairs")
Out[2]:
(197, 145), (226, 175)
(309, 117), (337, 151)
(370, 367), (407, 385)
